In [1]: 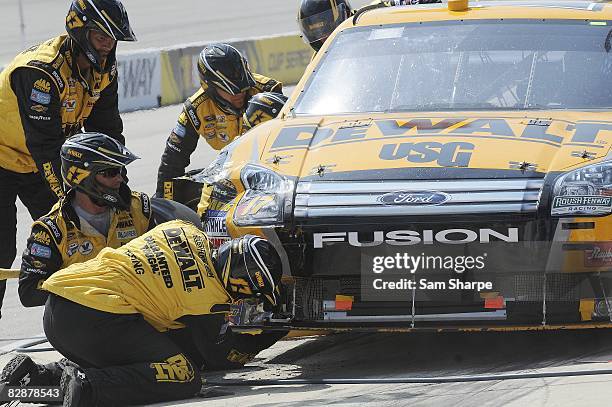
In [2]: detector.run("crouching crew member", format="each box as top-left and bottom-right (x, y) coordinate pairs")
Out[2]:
(4, 221), (284, 406)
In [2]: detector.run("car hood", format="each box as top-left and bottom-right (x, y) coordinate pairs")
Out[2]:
(253, 111), (612, 181)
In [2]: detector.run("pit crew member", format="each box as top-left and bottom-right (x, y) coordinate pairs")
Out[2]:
(0, 0), (136, 317)
(18, 132), (153, 308)
(3, 221), (284, 406)
(155, 43), (282, 196)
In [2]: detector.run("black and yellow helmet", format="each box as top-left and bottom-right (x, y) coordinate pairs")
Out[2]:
(60, 133), (138, 209)
(66, 0), (136, 73)
(198, 43), (256, 115)
(298, 0), (353, 51)
(242, 92), (288, 131)
(215, 235), (282, 310)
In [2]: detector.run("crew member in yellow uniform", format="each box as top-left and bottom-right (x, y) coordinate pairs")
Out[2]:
(155, 43), (282, 196)
(18, 133), (153, 308)
(0, 0), (136, 317)
(3, 221), (284, 406)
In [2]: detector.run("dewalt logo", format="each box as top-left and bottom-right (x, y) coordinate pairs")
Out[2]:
(254, 271), (265, 288)
(42, 162), (64, 199)
(34, 79), (50, 93)
(151, 354), (194, 383)
(163, 181), (173, 200)
(163, 227), (204, 291)
(66, 149), (82, 159)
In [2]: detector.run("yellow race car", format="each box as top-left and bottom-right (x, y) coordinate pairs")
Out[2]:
(167, 0), (612, 332)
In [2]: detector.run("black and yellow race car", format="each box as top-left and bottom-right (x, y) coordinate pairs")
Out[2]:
(165, 0), (612, 332)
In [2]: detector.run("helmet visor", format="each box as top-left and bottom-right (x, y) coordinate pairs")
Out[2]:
(299, 4), (349, 44)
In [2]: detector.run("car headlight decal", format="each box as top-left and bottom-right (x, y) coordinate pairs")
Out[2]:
(233, 164), (294, 226)
(551, 159), (612, 216)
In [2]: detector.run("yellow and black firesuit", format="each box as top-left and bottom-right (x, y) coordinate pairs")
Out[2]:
(39, 220), (284, 406)
(155, 78), (281, 196)
(19, 189), (153, 307)
(0, 36), (123, 315)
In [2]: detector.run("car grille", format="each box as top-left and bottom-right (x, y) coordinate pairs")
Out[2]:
(294, 178), (544, 219)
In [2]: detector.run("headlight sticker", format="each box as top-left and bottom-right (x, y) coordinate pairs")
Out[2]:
(551, 195), (611, 216)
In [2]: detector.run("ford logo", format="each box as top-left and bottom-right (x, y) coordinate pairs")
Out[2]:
(378, 191), (450, 206)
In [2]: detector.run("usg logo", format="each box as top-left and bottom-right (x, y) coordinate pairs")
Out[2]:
(378, 191), (450, 206)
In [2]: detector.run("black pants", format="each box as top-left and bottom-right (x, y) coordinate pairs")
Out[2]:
(0, 168), (57, 317)
(43, 295), (201, 406)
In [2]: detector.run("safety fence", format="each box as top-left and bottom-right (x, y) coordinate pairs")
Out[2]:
(116, 32), (312, 112)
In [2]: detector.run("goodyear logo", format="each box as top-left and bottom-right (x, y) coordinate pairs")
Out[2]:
(34, 79), (50, 93)
(151, 354), (194, 383)
(30, 104), (48, 113)
(163, 227), (204, 291)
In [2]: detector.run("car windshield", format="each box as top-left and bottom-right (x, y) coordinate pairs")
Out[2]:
(294, 19), (612, 115)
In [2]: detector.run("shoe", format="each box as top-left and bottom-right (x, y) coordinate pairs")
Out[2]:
(60, 366), (92, 407)
(0, 354), (42, 386)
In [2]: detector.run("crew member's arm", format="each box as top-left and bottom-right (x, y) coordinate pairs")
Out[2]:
(178, 314), (287, 370)
(84, 66), (125, 144)
(11, 68), (65, 200)
(155, 107), (200, 196)
(18, 223), (63, 307)
(252, 73), (282, 94)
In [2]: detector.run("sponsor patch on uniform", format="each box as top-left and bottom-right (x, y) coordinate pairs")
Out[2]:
(173, 123), (186, 137)
(32, 230), (51, 245)
(33, 78), (51, 92)
(219, 132), (230, 142)
(31, 260), (46, 269)
(28, 114), (51, 121)
(203, 209), (230, 248)
(169, 134), (182, 144)
(62, 99), (76, 112)
(30, 243), (52, 258)
(117, 229), (138, 240)
(204, 115), (215, 122)
(216, 115), (226, 123)
(204, 130), (216, 139)
(551, 195), (612, 216)
(67, 242), (79, 257)
(42, 218), (62, 241)
(140, 193), (151, 217)
(30, 89), (51, 105)
(205, 123), (215, 129)
(31, 104), (48, 113)
(79, 240), (93, 255)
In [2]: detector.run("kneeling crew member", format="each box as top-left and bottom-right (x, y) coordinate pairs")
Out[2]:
(6, 221), (283, 406)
